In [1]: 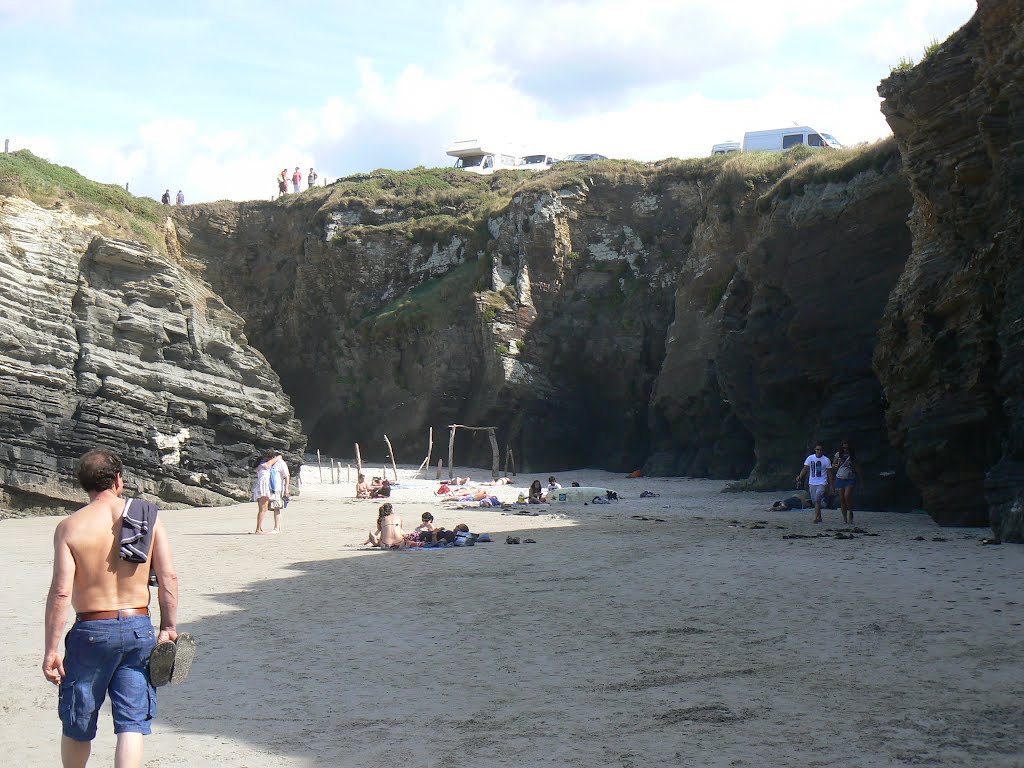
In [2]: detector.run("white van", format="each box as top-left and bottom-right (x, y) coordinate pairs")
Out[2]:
(518, 153), (558, 171)
(711, 141), (741, 155)
(742, 126), (843, 152)
(446, 139), (520, 175)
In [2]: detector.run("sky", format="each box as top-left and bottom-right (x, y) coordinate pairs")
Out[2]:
(0, 0), (979, 204)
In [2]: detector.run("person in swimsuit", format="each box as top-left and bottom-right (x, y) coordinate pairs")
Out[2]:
(364, 503), (418, 549)
(355, 473), (370, 499)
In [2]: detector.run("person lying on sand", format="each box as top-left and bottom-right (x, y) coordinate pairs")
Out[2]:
(441, 488), (490, 502)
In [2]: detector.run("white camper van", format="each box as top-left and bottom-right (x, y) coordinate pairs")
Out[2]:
(518, 153), (558, 171)
(446, 139), (520, 175)
(742, 126), (843, 152)
(711, 141), (741, 156)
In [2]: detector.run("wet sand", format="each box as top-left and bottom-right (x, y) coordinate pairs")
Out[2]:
(2, 466), (1023, 767)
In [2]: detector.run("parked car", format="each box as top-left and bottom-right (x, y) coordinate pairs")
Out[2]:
(519, 153), (559, 171)
(561, 153), (609, 162)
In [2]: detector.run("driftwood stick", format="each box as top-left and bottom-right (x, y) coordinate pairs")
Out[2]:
(447, 425), (457, 480)
(355, 443), (363, 478)
(488, 428), (499, 479)
(384, 434), (399, 482)
(316, 449), (323, 483)
(330, 458), (336, 484)
(436, 458), (443, 479)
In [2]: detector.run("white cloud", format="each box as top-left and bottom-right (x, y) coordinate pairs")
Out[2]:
(0, 0), (72, 25)
(13, 0), (976, 203)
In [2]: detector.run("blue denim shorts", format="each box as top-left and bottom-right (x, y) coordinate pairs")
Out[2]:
(59, 615), (157, 741)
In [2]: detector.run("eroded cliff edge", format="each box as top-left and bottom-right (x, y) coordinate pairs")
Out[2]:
(0, 186), (303, 516)
(172, 144), (914, 511)
(877, 0), (1024, 539)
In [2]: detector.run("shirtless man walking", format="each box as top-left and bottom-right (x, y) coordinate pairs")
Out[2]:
(43, 448), (183, 768)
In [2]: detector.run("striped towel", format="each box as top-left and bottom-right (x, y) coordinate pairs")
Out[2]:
(120, 498), (159, 563)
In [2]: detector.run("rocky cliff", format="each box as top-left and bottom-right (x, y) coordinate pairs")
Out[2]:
(171, 145), (914, 511)
(877, 0), (1024, 539)
(0, 179), (303, 516)
(5, 1), (1019, 536)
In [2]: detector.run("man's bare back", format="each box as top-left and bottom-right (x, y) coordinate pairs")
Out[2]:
(59, 494), (154, 614)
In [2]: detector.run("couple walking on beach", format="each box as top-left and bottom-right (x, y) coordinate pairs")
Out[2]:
(252, 451), (291, 534)
(42, 448), (194, 768)
(796, 440), (863, 524)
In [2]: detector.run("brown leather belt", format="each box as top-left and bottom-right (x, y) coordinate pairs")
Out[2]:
(76, 607), (150, 622)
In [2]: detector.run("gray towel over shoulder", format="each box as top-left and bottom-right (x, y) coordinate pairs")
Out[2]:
(120, 498), (159, 563)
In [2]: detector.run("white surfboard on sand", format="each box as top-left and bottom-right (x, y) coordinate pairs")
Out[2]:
(546, 487), (615, 503)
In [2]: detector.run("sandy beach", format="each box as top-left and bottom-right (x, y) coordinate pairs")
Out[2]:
(2, 466), (1023, 767)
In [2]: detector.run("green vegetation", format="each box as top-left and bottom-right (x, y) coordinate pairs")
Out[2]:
(890, 56), (916, 74)
(706, 265), (738, 316)
(362, 258), (487, 338)
(754, 138), (900, 211)
(0, 150), (165, 250)
(890, 35), (946, 74)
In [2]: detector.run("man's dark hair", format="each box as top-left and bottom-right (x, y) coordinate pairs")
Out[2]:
(77, 449), (123, 493)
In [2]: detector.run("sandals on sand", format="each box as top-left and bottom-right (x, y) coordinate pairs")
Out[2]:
(149, 633), (196, 687)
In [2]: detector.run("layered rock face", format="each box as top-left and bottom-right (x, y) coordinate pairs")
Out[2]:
(877, 0), (1024, 538)
(0, 196), (303, 515)
(173, 151), (914, 511)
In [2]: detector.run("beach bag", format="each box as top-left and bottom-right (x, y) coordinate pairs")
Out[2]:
(836, 463), (854, 480)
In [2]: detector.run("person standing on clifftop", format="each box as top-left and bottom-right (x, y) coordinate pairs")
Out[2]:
(175, 190), (184, 205)
(291, 167), (302, 193)
(308, 167), (318, 189)
(161, 189), (170, 205)
(277, 169), (288, 197)
(796, 442), (833, 524)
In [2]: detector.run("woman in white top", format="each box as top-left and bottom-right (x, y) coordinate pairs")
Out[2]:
(252, 453), (280, 534)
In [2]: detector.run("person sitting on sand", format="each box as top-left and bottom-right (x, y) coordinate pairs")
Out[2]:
(370, 478), (392, 498)
(415, 512), (439, 534)
(528, 479), (545, 504)
(364, 503), (418, 549)
(547, 476), (562, 495)
(415, 512), (449, 543)
(355, 473), (370, 499)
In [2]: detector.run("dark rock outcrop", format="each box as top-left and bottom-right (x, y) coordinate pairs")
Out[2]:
(172, 149), (914, 512)
(877, 0), (1024, 538)
(0, 196), (303, 516)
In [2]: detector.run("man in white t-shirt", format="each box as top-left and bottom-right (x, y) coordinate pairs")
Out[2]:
(796, 443), (833, 524)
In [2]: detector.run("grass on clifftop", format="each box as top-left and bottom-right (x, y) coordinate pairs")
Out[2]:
(0, 150), (165, 250)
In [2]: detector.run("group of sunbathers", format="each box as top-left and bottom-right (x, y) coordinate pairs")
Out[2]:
(354, 473), (392, 499)
(362, 505), (476, 550)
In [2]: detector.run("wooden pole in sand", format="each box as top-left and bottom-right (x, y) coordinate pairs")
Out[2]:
(330, 458), (336, 484)
(436, 458), (443, 479)
(415, 427), (433, 477)
(447, 425), (458, 480)
(488, 428), (499, 479)
(355, 443), (363, 478)
(383, 434), (399, 482)
(316, 449), (323, 482)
